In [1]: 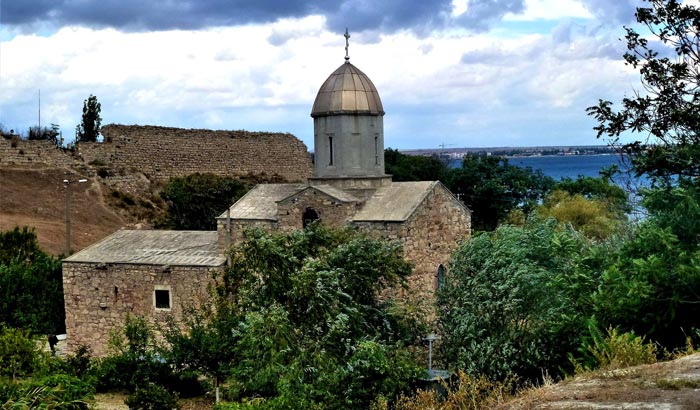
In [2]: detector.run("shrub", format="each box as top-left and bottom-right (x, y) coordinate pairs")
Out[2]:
(124, 383), (180, 410)
(1, 385), (89, 410)
(583, 327), (657, 372)
(0, 326), (41, 379)
(24, 373), (95, 407)
(97, 167), (113, 178)
(380, 372), (516, 410)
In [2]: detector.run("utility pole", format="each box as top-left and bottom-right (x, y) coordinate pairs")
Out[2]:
(64, 177), (87, 255)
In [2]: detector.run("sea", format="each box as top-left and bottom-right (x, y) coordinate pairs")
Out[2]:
(448, 154), (626, 181)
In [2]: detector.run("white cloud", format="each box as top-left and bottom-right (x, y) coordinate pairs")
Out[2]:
(0, 11), (640, 148)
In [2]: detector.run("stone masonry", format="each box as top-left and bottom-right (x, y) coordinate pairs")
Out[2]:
(85, 125), (312, 182)
(0, 124), (313, 183)
(62, 261), (219, 356)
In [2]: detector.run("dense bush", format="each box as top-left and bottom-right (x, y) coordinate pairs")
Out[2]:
(437, 218), (611, 381)
(159, 173), (249, 230)
(164, 225), (424, 408)
(125, 383), (180, 410)
(0, 326), (42, 380)
(0, 227), (65, 334)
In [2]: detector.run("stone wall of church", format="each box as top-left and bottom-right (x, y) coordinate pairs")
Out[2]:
(217, 219), (276, 253)
(355, 184), (471, 300)
(62, 261), (219, 357)
(276, 189), (359, 232)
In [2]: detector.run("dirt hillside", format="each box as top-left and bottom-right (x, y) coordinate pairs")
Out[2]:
(0, 168), (126, 255)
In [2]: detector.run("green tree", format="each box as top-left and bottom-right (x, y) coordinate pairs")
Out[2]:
(384, 148), (448, 182)
(173, 225), (423, 408)
(159, 173), (249, 230)
(554, 176), (631, 216)
(587, 0), (700, 182)
(538, 190), (625, 240)
(438, 218), (608, 381)
(0, 326), (41, 380)
(593, 222), (700, 349)
(445, 155), (554, 230)
(0, 227), (65, 334)
(76, 95), (101, 142)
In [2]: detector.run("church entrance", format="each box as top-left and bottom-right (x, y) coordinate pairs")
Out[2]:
(303, 207), (320, 228)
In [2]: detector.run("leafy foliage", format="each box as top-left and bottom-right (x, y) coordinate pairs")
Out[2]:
(587, 0), (700, 182)
(593, 222), (700, 348)
(76, 95), (101, 142)
(0, 326), (41, 380)
(553, 175), (631, 216)
(0, 227), (65, 334)
(0, 227), (42, 264)
(580, 327), (657, 372)
(166, 225), (423, 408)
(384, 149), (555, 230)
(27, 123), (61, 146)
(125, 383), (180, 410)
(438, 218), (606, 381)
(385, 148), (447, 182)
(159, 173), (249, 230)
(446, 155), (554, 230)
(538, 190), (624, 240)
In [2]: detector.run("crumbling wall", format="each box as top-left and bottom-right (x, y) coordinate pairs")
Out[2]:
(0, 138), (76, 168)
(81, 125), (312, 182)
(0, 125), (313, 183)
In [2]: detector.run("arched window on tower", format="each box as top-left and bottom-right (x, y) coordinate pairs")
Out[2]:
(303, 207), (320, 229)
(436, 264), (446, 291)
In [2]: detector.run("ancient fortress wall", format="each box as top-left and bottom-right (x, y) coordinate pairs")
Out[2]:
(0, 138), (76, 168)
(0, 125), (313, 182)
(84, 125), (312, 182)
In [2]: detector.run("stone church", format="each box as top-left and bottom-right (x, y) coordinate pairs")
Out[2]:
(62, 40), (471, 356)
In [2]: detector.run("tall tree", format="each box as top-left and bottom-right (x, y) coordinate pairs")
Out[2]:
(159, 173), (250, 230)
(446, 155), (554, 230)
(76, 94), (102, 142)
(587, 0), (700, 182)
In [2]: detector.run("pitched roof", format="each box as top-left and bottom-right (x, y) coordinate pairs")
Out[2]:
(218, 183), (307, 221)
(279, 184), (361, 204)
(352, 181), (437, 222)
(63, 230), (225, 266)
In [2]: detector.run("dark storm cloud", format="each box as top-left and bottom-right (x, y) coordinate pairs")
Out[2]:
(578, 0), (640, 24)
(455, 0), (526, 31)
(2, 0), (532, 33)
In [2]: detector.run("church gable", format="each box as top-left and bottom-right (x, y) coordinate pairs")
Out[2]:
(276, 185), (361, 231)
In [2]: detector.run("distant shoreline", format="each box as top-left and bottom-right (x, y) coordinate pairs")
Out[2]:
(400, 145), (615, 158)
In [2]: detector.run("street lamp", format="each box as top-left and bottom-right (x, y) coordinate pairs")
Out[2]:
(64, 178), (87, 255)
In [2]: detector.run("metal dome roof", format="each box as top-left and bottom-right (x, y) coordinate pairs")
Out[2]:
(311, 62), (384, 118)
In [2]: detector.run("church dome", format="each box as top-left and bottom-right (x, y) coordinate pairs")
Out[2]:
(311, 62), (384, 118)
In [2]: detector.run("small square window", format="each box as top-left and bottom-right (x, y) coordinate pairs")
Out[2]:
(154, 289), (170, 310)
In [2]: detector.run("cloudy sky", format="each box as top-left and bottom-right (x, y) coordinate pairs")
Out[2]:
(0, 0), (650, 149)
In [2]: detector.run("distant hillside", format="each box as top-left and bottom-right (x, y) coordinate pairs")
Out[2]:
(0, 168), (126, 255)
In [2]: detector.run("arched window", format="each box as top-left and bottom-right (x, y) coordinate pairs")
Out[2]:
(436, 264), (446, 291)
(302, 207), (320, 229)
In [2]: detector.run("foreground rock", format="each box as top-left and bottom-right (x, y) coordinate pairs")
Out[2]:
(504, 354), (700, 409)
